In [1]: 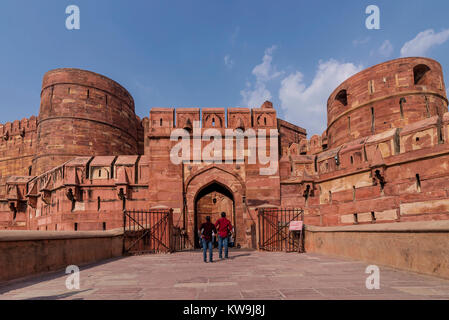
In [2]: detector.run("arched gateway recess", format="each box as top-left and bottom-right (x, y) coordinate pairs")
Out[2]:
(194, 182), (235, 248)
(184, 166), (247, 248)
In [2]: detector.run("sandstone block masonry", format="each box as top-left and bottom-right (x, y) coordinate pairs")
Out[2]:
(1, 57), (449, 249)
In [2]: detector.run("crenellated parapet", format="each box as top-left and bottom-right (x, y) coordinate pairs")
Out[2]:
(0, 116), (38, 139)
(147, 101), (280, 131)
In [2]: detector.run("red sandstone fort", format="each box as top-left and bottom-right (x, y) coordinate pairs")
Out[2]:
(1, 57), (448, 249)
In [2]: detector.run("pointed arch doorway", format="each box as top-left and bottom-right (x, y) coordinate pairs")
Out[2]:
(184, 165), (248, 248)
(194, 182), (236, 248)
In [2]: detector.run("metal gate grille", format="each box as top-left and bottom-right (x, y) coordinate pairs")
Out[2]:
(123, 209), (173, 254)
(258, 208), (304, 252)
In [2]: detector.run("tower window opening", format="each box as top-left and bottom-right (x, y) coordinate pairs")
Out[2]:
(335, 90), (348, 106)
(399, 97), (406, 119)
(414, 64), (431, 85)
(369, 80), (375, 94)
(354, 213), (358, 224)
(74, 223), (78, 231)
(160, 119), (163, 127)
(350, 156), (354, 164)
(87, 89), (90, 98)
(416, 174), (421, 192)
(371, 212), (376, 222)
(371, 107), (375, 133)
(97, 197), (101, 211)
(103, 222), (106, 231)
(212, 118), (215, 127)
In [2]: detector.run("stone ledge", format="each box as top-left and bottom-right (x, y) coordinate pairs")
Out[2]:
(0, 228), (123, 242)
(305, 220), (449, 233)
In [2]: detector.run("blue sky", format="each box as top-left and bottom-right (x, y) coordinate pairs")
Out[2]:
(0, 0), (448, 135)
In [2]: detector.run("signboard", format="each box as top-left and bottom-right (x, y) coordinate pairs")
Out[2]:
(289, 221), (303, 231)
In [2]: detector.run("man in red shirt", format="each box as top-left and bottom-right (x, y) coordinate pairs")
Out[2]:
(215, 212), (234, 259)
(199, 216), (216, 263)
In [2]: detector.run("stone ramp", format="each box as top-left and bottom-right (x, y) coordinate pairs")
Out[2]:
(1, 251), (449, 300)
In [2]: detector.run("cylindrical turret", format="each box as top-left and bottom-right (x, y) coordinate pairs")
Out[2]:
(33, 68), (139, 175)
(326, 57), (448, 148)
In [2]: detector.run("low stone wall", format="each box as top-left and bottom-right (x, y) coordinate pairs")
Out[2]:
(305, 220), (449, 279)
(0, 229), (123, 283)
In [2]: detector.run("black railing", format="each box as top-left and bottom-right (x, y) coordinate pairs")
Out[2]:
(258, 208), (304, 253)
(123, 209), (173, 255)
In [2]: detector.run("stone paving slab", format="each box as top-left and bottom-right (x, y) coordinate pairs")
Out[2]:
(0, 250), (449, 300)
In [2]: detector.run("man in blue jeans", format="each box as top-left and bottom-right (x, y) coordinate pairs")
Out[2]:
(199, 216), (216, 263)
(215, 212), (234, 259)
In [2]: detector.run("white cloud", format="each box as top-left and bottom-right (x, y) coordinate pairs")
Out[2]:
(241, 81), (272, 109)
(400, 29), (449, 57)
(241, 46), (283, 108)
(279, 59), (363, 135)
(352, 37), (370, 47)
(378, 40), (394, 57)
(224, 54), (234, 68)
(230, 26), (240, 45)
(251, 46), (283, 82)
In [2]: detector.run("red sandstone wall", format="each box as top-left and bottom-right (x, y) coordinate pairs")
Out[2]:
(24, 156), (150, 232)
(278, 119), (307, 157)
(281, 111), (449, 227)
(145, 103), (285, 248)
(0, 230), (123, 282)
(305, 221), (449, 279)
(0, 117), (38, 197)
(34, 68), (142, 175)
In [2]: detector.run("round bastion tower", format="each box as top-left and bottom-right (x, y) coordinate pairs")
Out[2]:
(33, 68), (140, 175)
(326, 57), (448, 148)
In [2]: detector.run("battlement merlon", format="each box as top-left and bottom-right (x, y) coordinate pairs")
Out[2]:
(147, 101), (306, 132)
(0, 116), (38, 137)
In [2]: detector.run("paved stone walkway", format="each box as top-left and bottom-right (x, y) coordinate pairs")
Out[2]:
(1, 250), (449, 300)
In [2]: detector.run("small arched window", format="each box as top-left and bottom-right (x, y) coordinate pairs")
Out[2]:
(160, 118), (163, 127)
(413, 64), (431, 85)
(335, 89), (348, 106)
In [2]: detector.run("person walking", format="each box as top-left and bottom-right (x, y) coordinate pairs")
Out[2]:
(199, 216), (216, 263)
(215, 212), (234, 259)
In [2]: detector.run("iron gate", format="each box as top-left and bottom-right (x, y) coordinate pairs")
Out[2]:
(258, 208), (304, 252)
(123, 209), (173, 254)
